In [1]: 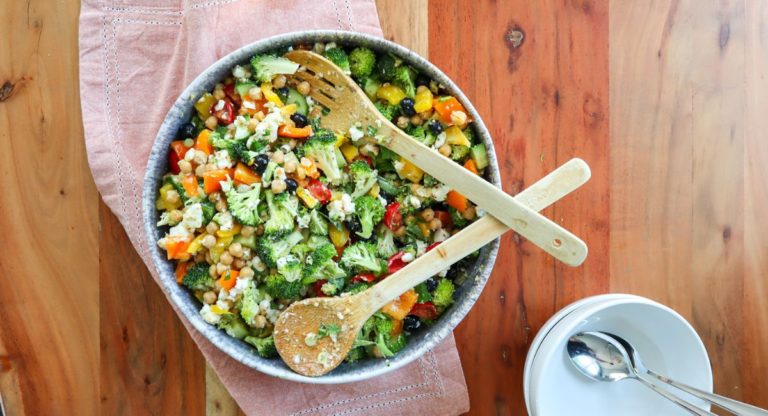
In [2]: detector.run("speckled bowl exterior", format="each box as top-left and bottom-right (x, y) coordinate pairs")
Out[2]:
(142, 30), (501, 384)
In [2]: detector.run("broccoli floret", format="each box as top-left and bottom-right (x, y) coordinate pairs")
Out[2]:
(321, 281), (341, 296)
(244, 335), (278, 358)
(240, 282), (266, 327)
(353, 195), (385, 239)
(217, 314), (249, 340)
(302, 244), (346, 284)
(345, 346), (368, 362)
(451, 145), (470, 162)
(374, 101), (398, 121)
(182, 262), (213, 291)
(323, 47), (351, 75)
(309, 209), (329, 235)
(349, 47), (376, 79)
(307, 235), (332, 249)
(344, 282), (371, 295)
(264, 191), (298, 236)
(264, 273), (303, 299)
(230, 139), (259, 165)
(290, 243), (313, 261)
(422, 174), (439, 188)
(432, 278), (455, 308)
(414, 282), (433, 302)
(385, 333), (407, 354)
(406, 125), (435, 147)
(341, 242), (387, 275)
(277, 254), (302, 282)
(449, 207), (468, 228)
(375, 53), (398, 81)
(200, 199), (216, 225)
(250, 54), (300, 83)
(392, 65), (416, 98)
(376, 226), (398, 258)
(348, 161), (378, 198)
(302, 130), (343, 184)
(257, 230), (304, 268)
(223, 181), (262, 226)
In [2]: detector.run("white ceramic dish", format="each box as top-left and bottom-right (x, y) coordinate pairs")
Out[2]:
(528, 297), (712, 415)
(523, 294), (640, 410)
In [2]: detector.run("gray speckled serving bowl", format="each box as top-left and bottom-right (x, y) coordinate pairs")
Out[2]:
(143, 30), (501, 384)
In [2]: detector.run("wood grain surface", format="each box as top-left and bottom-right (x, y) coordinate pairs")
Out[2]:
(0, 0), (766, 415)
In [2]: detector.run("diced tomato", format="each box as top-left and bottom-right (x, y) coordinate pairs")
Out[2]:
(426, 242), (442, 252)
(223, 83), (241, 106)
(312, 280), (328, 297)
(169, 150), (181, 174)
(387, 252), (407, 275)
(434, 210), (452, 229)
(410, 302), (439, 320)
(353, 154), (373, 167)
(383, 202), (402, 231)
(351, 272), (376, 284)
(211, 99), (235, 125)
(306, 178), (332, 204)
(277, 125), (313, 138)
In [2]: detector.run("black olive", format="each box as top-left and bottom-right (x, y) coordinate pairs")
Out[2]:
(426, 277), (439, 292)
(432, 202), (450, 212)
(345, 218), (362, 234)
(403, 315), (421, 332)
(415, 74), (431, 87)
(177, 122), (196, 139)
(276, 87), (290, 102)
(253, 154), (270, 174)
(446, 265), (460, 281)
(427, 120), (443, 135)
(285, 178), (298, 193)
(290, 113), (309, 128)
(400, 98), (416, 117)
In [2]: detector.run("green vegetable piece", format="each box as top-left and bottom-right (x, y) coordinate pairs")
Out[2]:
(235, 81), (256, 97)
(362, 77), (382, 100)
(374, 101), (398, 121)
(341, 242), (387, 275)
(349, 47), (376, 79)
(182, 262), (213, 291)
(450, 144), (470, 162)
(302, 129), (343, 184)
(323, 47), (351, 75)
(245, 335), (278, 358)
(392, 65), (416, 98)
(302, 244), (346, 284)
(257, 230), (304, 268)
(264, 191), (298, 236)
(309, 209), (329, 236)
(432, 278), (456, 308)
(470, 143), (489, 170)
(217, 314), (249, 340)
(250, 54), (300, 83)
(414, 282), (433, 303)
(223, 181), (263, 226)
(284, 88), (308, 115)
(264, 273), (303, 299)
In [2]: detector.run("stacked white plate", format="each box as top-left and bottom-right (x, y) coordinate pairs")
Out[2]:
(524, 294), (713, 415)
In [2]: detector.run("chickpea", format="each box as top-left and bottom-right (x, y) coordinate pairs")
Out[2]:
(272, 150), (285, 164)
(216, 262), (230, 275)
(165, 189), (180, 204)
(297, 81), (311, 96)
(178, 159), (192, 174)
(255, 224), (265, 236)
(462, 205), (477, 220)
(396, 116), (410, 129)
(309, 106), (322, 119)
(254, 315), (267, 329)
(205, 252), (213, 264)
(205, 115), (218, 130)
(193, 151), (208, 165)
(271, 179), (287, 194)
(417, 85), (429, 94)
(205, 222), (219, 234)
(195, 164), (207, 177)
(253, 257), (267, 272)
(272, 74), (287, 89)
(438, 144), (452, 157)
(312, 42), (326, 54)
(419, 108), (434, 120)
(287, 139), (298, 149)
(209, 264), (218, 278)
(295, 165), (307, 180)
(203, 291), (217, 305)
(208, 191), (221, 202)
(169, 210), (183, 224)
(420, 208), (435, 222)
(240, 226), (255, 237)
(201, 234), (217, 249)
(410, 115), (423, 126)
(428, 218), (442, 231)
(284, 160), (297, 173)
(215, 200), (227, 212)
(233, 258), (246, 269)
(239, 266), (254, 279)
(220, 252), (234, 265)
(450, 110), (468, 127)
(247, 117), (259, 132)
(213, 88), (226, 101)
(248, 86), (262, 100)
(228, 242), (244, 258)
(394, 226), (406, 237)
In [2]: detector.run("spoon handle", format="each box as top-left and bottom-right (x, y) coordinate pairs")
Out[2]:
(634, 373), (717, 416)
(646, 371), (768, 415)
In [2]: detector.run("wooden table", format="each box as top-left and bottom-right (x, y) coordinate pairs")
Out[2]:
(1, 0), (766, 414)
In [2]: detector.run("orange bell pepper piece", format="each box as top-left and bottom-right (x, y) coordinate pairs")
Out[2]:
(194, 130), (214, 156)
(278, 124), (313, 139)
(240, 97), (267, 116)
(170, 140), (191, 159)
(463, 158), (479, 175)
(390, 318), (404, 337)
(166, 236), (191, 260)
(233, 163), (261, 185)
(445, 190), (468, 212)
(181, 174), (199, 197)
(175, 261), (191, 283)
(433, 96), (467, 124)
(217, 269), (239, 291)
(381, 289), (418, 320)
(203, 169), (232, 194)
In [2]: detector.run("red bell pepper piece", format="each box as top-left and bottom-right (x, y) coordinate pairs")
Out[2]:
(306, 178), (332, 204)
(353, 154), (373, 167)
(434, 210), (452, 229)
(223, 83), (241, 106)
(410, 302), (438, 320)
(387, 252), (407, 275)
(312, 280), (328, 297)
(211, 99), (235, 125)
(383, 202), (402, 231)
(351, 272), (376, 284)
(168, 150), (181, 174)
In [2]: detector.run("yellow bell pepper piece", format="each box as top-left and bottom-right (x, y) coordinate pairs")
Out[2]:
(414, 88), (434, 113)
(194, 93), (216, 119)
(279, 103), (297, 115)
(209, 235), (233, 263)
(186, 234), (207, 255)
(368, 183), (380, 198)
(376, 83), (406, 105)
(335, 133), (347, 148)
(156, 183), (182, 211)
(261, 83), (284, 107)
(340, 143), (359, 162)
(329, 223), (350, 249)
(444, 126), (471, 147)
(396, 157), (424, 183)
(216, 224), (242, 238)
(417, 221), (431, 238)
(296, 187), (319, 208)
(210, 305), (229, 315)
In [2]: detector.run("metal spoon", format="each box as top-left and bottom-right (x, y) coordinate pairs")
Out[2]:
(605, 332), (768, 416)
(566, 332), (715, 415)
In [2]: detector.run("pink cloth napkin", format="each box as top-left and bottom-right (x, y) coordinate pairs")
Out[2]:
(79, 1), (470, 414)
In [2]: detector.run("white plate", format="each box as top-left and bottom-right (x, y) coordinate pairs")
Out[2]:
(523, 294), (640, 410)
(529, 297), (712, 415)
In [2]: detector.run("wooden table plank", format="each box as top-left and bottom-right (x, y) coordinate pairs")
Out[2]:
(428, 1), (610, 414)
(0, 0), (99, 414)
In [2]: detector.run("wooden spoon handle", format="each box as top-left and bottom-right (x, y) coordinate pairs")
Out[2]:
(382, 128), (588, 267)
(362, 158), (591, 313)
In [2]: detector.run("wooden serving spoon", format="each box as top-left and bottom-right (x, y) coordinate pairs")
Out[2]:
(274, 158), (591, 376)
(284, 50), (588, 267)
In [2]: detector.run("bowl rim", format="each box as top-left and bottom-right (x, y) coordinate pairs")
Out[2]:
(142, 30), (502, 384)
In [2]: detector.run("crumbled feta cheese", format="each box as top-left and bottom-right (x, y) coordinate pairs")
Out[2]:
(232, 65), (250, 80)
(304, 332), (318, 347)
(325, 42), (337, 49)
(254, 108), (284, 142)
(306, 96), (315, 106)
(476, 207), (487, 217)
(234, 116), (250, 139)
(433, 132), (447, 149)
(213, 211), (234, 231)
(393, 159), (405, 173)
(216, 298), (230, 312)
(317, 351), (332, 368)
(228, 277), (251, 300)
(184, 148), (197, 161)
(168, 223), (192, 238)
(297, 211), (311, 229)
(402, 252), (415, 263)
(211, 149), (234, 169)
(431, 184), (451, 202)
(415, 186), (431, 198)
(408, 195), (421, 209)
(328, 193), (356, 222)
(293, 355), (301, 364)
(276, 257), (289, 269)
(433, 228), (451, 243)
(348, 126), (364, 142)
(200, 305), (222, 324)
(214, 99), (226, 111)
